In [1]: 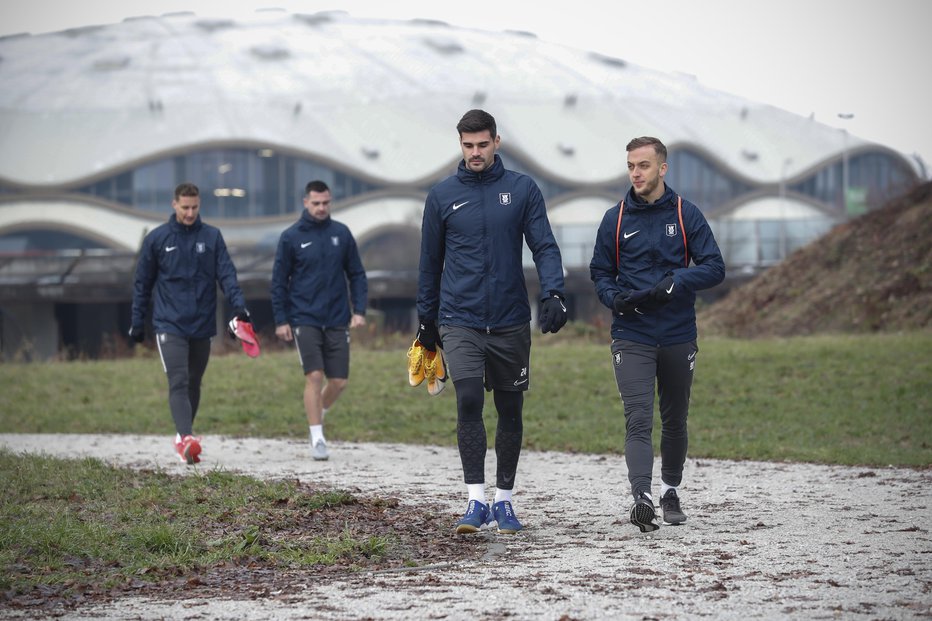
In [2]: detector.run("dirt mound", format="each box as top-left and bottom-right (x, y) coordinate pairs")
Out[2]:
(699, 181), (932, 338)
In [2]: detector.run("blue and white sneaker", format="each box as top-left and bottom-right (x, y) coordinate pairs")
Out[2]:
(454, 500), (491, 534)
(491, 500), (523, 534)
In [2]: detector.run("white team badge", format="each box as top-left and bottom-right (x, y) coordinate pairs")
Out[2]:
(613, 352), (622, 366)
(666, 224), (677, 237)
(331, 236), (339, 246)
(196, 242), (206, 253)
(499, 193), (511, 205)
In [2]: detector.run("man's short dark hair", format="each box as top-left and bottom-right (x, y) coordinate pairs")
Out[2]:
(626, 137), (667, 162)
(305, 180), (330, 196)
(456, 109), (497, 138)
(174, 182), (199, 200)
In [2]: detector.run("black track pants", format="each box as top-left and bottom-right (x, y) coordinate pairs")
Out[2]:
(157, 333), (211, 437)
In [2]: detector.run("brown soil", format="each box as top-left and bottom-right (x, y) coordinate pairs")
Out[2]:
(698, 181), (932, 338)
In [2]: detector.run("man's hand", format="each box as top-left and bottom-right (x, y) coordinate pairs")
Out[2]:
(416, 318), (439, 352)
(350, 313), (366, 329)
(649, 276), (676, 304)
(612, 292), (636, 315)
(275, 324), (293, 342)
(539, 293), (567, 334)
(128, 325), (145, 343)
(228, 308), (252, 339)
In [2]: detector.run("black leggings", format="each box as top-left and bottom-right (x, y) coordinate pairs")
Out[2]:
(455, 377), (524, 489)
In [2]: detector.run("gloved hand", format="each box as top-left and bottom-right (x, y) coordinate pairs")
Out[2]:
(416, 317), (440, 352)
(128, 325), (145, 343)
(649, 276), (676, 304)
(228, 308), (252, 339)
(539, 293), (567, 334)
(612, 291), (636, 315)
(613, 289), (651, 315)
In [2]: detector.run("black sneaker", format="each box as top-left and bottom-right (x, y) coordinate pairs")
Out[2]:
(660, 488), (687, 525)
(629, 491), (659, 532)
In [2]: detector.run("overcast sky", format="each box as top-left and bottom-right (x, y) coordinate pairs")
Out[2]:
(2, 0), (930, 176)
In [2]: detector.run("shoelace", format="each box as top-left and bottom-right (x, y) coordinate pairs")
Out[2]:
(407, 344), (425, 373)
(424, 351), (438, 381)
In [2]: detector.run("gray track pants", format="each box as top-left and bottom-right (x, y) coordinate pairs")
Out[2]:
(156, 333), (211, 437)
(611, 339), (697, 498)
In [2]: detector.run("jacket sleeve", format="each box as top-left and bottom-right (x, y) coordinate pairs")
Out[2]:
(669, 201), (726, 292)
(416, 192), (445, 320)
(131, 233), (158, 328)
(589, 205), (623, 309)
(215, 232), (246, 312)
(523, 182), (565, 299)
(344, 232), (368, 316)
(270, 232), (292, 326)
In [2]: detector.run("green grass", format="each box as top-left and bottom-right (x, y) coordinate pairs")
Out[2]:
(1, 329), (930, 466)
(0, 449), (393, 597)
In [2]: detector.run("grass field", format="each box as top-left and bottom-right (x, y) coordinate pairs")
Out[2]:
(2, 329), (930, 467)
(1, 329), (930, 602)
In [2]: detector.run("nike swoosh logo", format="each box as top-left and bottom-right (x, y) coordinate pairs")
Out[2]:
(165, 246), (177, 252)
(301, 242), (313, 248)
(666, 283), (675, 294)
(623, 231), (640, 239)
(452, 201), (469, 210)
(513, 378), (528, 386)
(687, 352), (696, 360)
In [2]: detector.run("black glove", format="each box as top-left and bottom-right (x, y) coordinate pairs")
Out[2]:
(649, 276), (676, 304)
(416, 318), (440, 352)
(612, 291), (636, 315)
(128, 325), (145, 343)
(228, 308), (252, 339)
(539, 293), (567, 334)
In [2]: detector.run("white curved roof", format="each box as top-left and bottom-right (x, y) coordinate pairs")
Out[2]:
(0, 10), (890, 188)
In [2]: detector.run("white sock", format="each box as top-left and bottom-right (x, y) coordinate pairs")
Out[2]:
(494, 488), (513, 504)
(175, 433), (182, 443)
(467, 484), (485, 505)
(321, 407), (329, 422)
(310, 424), (325, 445)
(660, 481), (676, 497)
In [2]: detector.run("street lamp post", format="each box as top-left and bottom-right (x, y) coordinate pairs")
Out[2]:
(838, 113), (855, 214)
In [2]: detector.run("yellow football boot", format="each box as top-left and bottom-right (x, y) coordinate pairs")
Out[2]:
(424, 347), (448, 396)
(407, 339), (427, 387)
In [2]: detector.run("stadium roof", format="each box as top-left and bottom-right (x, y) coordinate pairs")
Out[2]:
(0, 9), (905, 190)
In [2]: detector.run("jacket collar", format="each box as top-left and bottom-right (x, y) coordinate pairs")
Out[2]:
(300, 210), (330, 228)
(457, 154), (506, 184)
(169, 214), (202, 232)
(625, 184), (676, 210)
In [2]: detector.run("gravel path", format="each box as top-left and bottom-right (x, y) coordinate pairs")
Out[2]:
(1, 433), (930, 620)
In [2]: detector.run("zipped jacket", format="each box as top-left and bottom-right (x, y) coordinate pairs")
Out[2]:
(270, 211), (368, 329)
(131, 214), (245, 339)
(589, 185), (725, 346)
(417, 155), (565, 329)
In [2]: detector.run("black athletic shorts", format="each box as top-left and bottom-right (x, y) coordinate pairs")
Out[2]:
(439, 323), (531, 392)
(293, 326), (350, 377)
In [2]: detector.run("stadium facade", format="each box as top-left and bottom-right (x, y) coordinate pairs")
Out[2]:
(0, 10), (922, 359)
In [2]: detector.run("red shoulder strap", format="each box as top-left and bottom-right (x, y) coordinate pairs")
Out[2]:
(615, 200), (624, 271)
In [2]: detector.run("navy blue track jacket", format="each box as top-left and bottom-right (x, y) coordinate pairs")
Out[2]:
(131, 214), (245, 339)
(589, 185), (725, 346)
(270, 211), (368, 329)
(417, 155), (565, 329)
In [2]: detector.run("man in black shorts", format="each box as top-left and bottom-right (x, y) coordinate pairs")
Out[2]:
(417, 109), (567, 534)
(271, 180), (368, 461)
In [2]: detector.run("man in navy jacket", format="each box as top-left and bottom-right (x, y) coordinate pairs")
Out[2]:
(590, 137), (725, 532)
(271, 180), (368, 461)
(130, 182), (250, 465)
(417, 109), (567, 534)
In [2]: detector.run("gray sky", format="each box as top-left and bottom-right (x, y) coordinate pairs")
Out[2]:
(2, 0), (930, 175)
